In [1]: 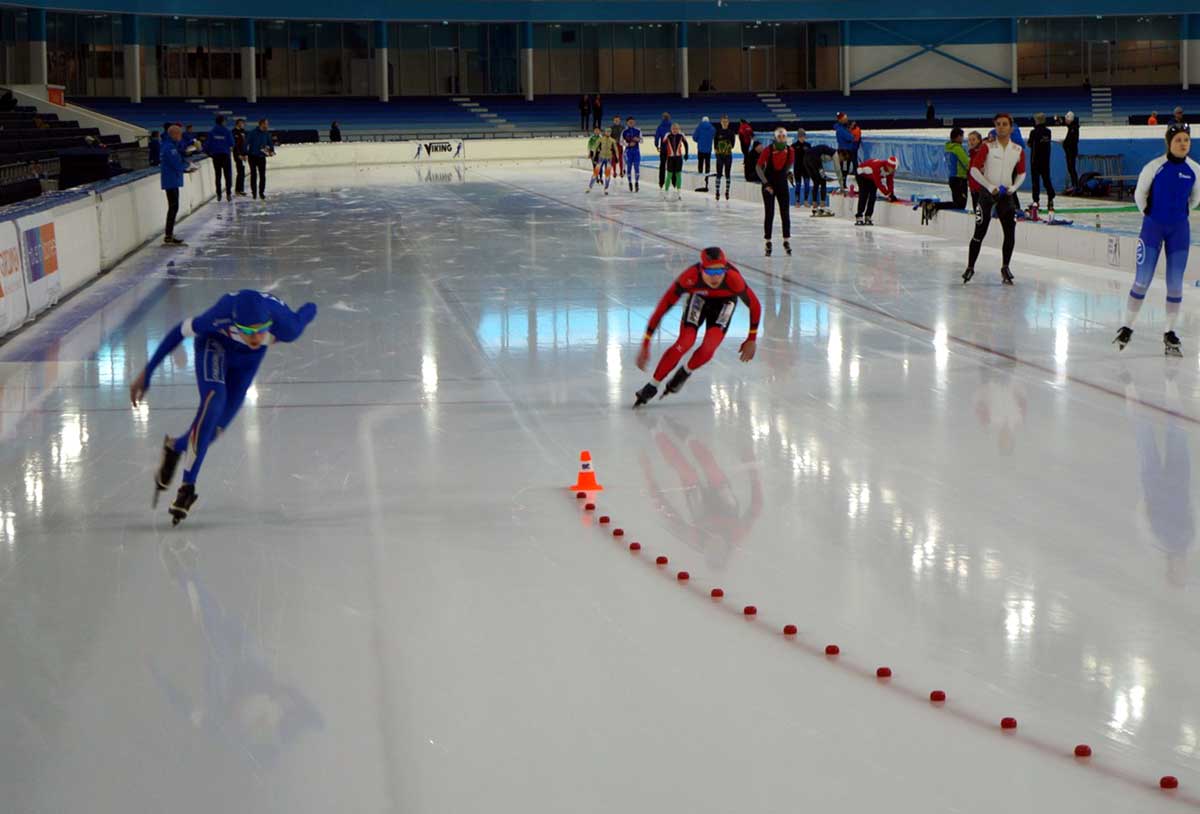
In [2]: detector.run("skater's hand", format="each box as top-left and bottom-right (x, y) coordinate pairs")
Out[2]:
(636, 342), (651, 371)
(739, 338), (757, 363)
(888, 194), (898, 203)
(130, 371), (147, 407)
(765, 185), (774, 195)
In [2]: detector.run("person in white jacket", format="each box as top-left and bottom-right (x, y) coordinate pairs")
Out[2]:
(963, 113), (1027, 285)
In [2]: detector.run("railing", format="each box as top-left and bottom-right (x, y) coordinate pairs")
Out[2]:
(341, 127), (578, 142)
(0, 158), (59, 186)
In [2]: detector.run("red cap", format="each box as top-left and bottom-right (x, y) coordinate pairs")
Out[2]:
(700, 247), (728, 270)
(836, 112), (847, 119)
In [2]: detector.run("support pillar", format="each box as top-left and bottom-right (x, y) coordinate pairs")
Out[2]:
(1183, 15), (1190, 91)
(1011, 18), (1018, 94)
(28, 8), (46, 86)
(841, 21), (850, 97)
(122, 15), (140, 102)
(521, 21), (533, 101)
(678, 23), (688, 98)
(375, 21), (389, 102)
(240, 19), (256, 102)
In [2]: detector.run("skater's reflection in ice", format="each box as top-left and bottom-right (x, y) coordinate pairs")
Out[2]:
(971, 297), (1027, 455)
(640, 416), (762, 569)
(974, 362), (1027, 456)
(149, 541), (323, 767)
(1124, 369), (1194, 587)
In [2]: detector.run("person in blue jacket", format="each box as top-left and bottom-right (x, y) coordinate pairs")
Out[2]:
(180, 123), (198, 155)
(1115, 124), (1200, 356)
(159, 125), (193, 247)
(246, 118), (275, 199)
(654, 112), (672, 191)
(129, 289), (318, 524)
(834, 112), (855, 192)
(204, 114), (234, 202)
(693, 116), (715, 177)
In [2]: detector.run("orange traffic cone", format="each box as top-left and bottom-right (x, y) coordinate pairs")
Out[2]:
(569, 450), (604, 492)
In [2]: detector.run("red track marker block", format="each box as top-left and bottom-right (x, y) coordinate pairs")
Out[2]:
(743, 605), (757, 616)
(655, 555), (668, 565)
(929, 690), (946, 703)
(575, 492), (586, 499)
(1161, 776), (1179, 790)
(677, 571), (690, 581)
(783, 624), (798, 636)
(1073, 745), (1092, 758)
(584, 503), (596, 511)
(876, 667), (892, 679)
(710, 588), (724, 598)
(598, 515), (610, 524)
(1000, 717), (1017, 730)
(612, 529), (624, 537)
(628, 542), (641, 551)
(825, 644), (840, 656)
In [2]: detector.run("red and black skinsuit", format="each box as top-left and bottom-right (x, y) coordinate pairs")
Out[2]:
(641, 262), (762, 383)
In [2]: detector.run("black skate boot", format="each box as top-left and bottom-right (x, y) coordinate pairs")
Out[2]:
(1000, 267), (1014, 285)
(635, 181), (639, 193)
(854, 216), (864, 226)
(661, 367), (691, 399)
(1164, 331), (1183, 357)
(864, 216), (874, 226)
(153, 435), (182, 508)
(169, 483), (198, 526)
(724, 189), (729, 200)
(783, 240), (792, 256)
(764, 240), (772, 257)
(962, 267), (975, 285)
(1113, 326), (1133, 350)
(633, 383), (658, 408)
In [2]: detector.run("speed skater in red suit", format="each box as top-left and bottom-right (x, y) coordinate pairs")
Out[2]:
(634, 246), (761, 407)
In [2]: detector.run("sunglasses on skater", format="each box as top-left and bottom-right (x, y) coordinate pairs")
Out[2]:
(233, 320), (273, 335)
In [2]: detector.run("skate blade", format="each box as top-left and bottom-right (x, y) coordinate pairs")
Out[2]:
(152, 487), (165, 509)
(1165, 348), (1183, 358)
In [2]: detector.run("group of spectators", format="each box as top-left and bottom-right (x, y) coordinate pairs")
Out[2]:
(154, 115), (276, 246)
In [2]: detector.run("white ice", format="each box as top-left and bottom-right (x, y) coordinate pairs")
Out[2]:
(1, 164), (1200, 813)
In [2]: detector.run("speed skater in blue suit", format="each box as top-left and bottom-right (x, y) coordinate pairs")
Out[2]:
(130, 289), (318, 525)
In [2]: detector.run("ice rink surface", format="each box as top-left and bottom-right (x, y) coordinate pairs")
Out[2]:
(2, 164), (1200, 813)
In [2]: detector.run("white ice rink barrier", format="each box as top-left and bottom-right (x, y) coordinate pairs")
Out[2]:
(0, 159), (215, 342)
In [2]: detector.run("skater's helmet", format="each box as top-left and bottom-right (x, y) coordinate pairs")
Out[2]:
(1165, 123), (1191, 156)
(700, 246), (728, 273)
(233, 289), (273, 333)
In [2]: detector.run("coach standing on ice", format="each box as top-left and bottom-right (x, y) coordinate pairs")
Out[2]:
(160, 125), (193, 247)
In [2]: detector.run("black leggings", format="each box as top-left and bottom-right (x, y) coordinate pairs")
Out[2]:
(1064, 147), (1079, 189)
(762, 181), (791, 239)
(211, 153), (232, 198)
(855, 176), (879, 217)
(715, 153), (732, 182)
(697, 152), (711, 174)
(806, 166), (827, 206)
(1031, 165), (1055, 206)
(164, 187), (179, 238)
(934, 177), (969, 211)
(249, 155), (267, 197)
(968, 191), (1017, 269)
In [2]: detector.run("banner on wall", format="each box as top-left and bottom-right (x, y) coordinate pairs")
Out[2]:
(20, 220), (61, 317)
(0, 221), (26, 338)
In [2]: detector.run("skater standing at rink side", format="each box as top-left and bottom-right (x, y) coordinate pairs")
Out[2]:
(834, 112), (855, 193)
(756, 127), (794, 256)
(622, 116), (642, 192)
(713, 114), (737, 200)
(693, 116), (715, 177)
(588, 127), (619, 195)
(660, 123), (689, 200)
(129, 290), (318, 525)
(963, 113), (1026, 286)
(854, 155), (898, 226)
(633, 247), (760, 407)
(609, 115), (626, 178)
(1114, 124), (1200, 356)
(1028, 112), (1055, 216)
(802, 141), (836, 216)
(655, 112), (673, 191)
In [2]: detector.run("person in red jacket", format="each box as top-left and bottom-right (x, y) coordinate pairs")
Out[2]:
(965, 130), (984, 210)
(855, 155), (898, 225)
(634, 247), (760, 407)
(756, 126), (795, 255)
